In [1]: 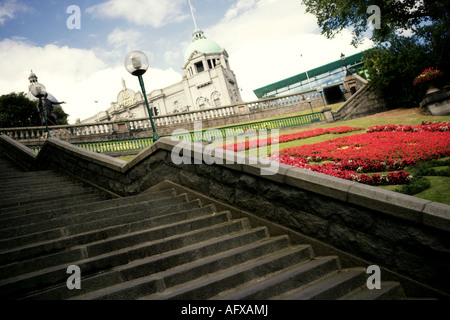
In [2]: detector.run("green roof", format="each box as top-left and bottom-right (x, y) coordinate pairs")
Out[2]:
(184, 29), (222, 62)
(253, 51), (370, 98)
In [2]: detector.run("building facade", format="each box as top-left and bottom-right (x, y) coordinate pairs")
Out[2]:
(81, 29), (242, 123)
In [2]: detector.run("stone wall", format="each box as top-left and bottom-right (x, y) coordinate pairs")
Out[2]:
(328, 75), (388, 122)
(1, 135), (449, 297)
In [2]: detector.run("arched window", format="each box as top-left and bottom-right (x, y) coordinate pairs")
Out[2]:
(196, 97), (207, 109)
(211, 91), (221, 107)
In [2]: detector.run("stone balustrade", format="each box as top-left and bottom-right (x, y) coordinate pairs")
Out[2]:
(0, 88), (322, 144)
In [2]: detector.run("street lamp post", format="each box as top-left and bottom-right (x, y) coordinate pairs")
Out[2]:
(340, 53), (352, 76)
(306, 96), (318, 123)
(317, 86), (327, 109)
(306, 96), (314, 113)
(125, 51), (160, 141)
(30, 83), (51, 137)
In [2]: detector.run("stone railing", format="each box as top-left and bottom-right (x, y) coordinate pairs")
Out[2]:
(246, 88), (322, 112)
(0, 89), (323, 144)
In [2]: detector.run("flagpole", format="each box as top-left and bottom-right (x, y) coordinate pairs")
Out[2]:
(188, 0), (198, 29)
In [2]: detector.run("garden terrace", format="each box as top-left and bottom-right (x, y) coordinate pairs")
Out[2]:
(0, 134), (449, 299)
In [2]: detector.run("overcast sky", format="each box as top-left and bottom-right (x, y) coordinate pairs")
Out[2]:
(0, 0), (373, 124)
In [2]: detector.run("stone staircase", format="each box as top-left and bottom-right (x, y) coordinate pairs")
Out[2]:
(0, 155), (407, 300)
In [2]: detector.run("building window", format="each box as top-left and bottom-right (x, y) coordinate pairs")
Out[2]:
(197, 97), (207, 109)
(195, 61), (204, 73)
(207, 59), (217, 69)
(211, 91), (221, 107)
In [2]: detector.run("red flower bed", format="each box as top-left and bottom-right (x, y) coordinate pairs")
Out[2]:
(220, 126), (364, 152)
(271, 125), (450, 186)
(366, 122), (449, 133)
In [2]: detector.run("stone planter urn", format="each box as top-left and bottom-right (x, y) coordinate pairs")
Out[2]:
(419, 88), (450, 116)
(426, 82), (441, 95)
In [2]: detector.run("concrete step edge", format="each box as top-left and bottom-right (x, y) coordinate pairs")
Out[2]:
(0, 219), (251, 299)
(30, 228), (275, 300)
(272, 267), (367, 300)
(0, 212), (235, 279)
(0, 193), (188, 233)
(0, 204), (217, 264)
(0, 199), (202, 250)
(211, 256), (344, 300)
(340, 281), (406, 300)
(0, 189), (176, 221)
(140, 245), (315, 300)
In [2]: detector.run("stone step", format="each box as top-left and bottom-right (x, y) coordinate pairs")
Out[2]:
(0, 199), (202, 251)
(0, 207), (226, 278)
(0, 194), (108, 219)
(0, 155), (412, 300)
(0, 176), (80, 192)
(0, 174), (82, 191)
(211, 259), (357, 300)
(0, 204), (216, 264)
(139, 246), (318, 300)
(0, 186), (100, 209)
(340, 281), (406, 300)
(70, 234), (299, 300)
(0, 192), (188, 235)
(0, 170), (64, 180)
(0, 177), (81, 193)
(268, 268), (367, 300)
(26, 227), (274, 300)
(0, 218), (251, 299)
(0, 189), (174, 220)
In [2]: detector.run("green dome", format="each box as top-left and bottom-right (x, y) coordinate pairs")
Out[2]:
(184, 29), (222, 62)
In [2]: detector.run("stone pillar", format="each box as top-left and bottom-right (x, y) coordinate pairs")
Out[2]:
(343, 75), (358, 100)
(419, 89), (450, 116)
(321, 107), (334, 123)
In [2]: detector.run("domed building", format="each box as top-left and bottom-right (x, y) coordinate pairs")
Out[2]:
(84, 28), (242, 123)
(143, 28), (242, 115)
(184, 29), (222, 62)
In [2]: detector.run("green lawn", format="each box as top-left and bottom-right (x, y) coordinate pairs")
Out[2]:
(379, 176), (450, 205)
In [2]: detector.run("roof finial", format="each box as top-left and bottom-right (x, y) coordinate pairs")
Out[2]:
(188, 0), (198, 30)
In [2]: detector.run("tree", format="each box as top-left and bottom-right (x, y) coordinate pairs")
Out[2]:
(362, 36), (433, 108)
(52, 106), (69, 125)
(302, 0), (450, 46)
(302, 0), (450, 108)
(0, 92), (41, 128)
(0, 92), (69, 128)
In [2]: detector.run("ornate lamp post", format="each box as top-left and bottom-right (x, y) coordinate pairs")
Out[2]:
(340, 53), (352, 76)
(125, 51), (160, 141)
(317, 86), (327, 108)
(306, 96), (314, 114)
(30, 83), (51, 137)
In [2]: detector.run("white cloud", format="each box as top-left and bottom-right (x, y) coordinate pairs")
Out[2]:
(0, 0), (30, 25)
(107, 28), (143, 50)
(207, 0), (373, 100)
(224, 0), (257, 20)
(0, 38), (182, 124)
(86, 0), (189, 28)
